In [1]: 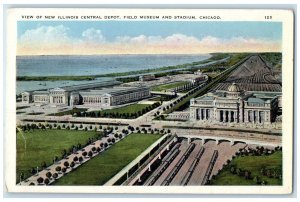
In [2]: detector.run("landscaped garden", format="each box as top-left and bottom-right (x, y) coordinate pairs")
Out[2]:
(53, 133), (161, 185)
(209, 147), (282, 185)
(17, 128), (100, 183)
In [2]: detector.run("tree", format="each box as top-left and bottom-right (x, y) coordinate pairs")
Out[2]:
(79, 156), (83, 163)
(119, 134), (123, 139)
(84, 127), (88, 131)
(46, 172), (52, 179)
(75, 126), (78, 130)
(62, 167), (67, 174)
(96, 147), (101, 152)
(57, 125), (61, 130)
(88, 151), (93, 158)
(63, 161), (69, 168)
(37, 177), (44, 184)
(44, 178), (50, 185)
(52, 173), (58, 180)
(82, 151), (87, 157)
(66, 125), (70, 130)
(70, 161), (75, 169)
(29, 182), (35, 186)
(92, 147), (96, 152)
(104, 143), (108, 148)
(55, 166), (61, 173)
(73, 156), (78, 162)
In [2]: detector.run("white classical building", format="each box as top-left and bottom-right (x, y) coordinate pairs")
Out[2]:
(190, 83), (281, 124)
(80, 86), (150, 107)
(21, 84), (150, 108)
(20, 80), (121, 106)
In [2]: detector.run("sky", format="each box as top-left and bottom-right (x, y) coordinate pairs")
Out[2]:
(17, 21), (282, 55)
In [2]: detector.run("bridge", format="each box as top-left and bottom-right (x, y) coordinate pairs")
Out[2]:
(169, 128), (281, 147)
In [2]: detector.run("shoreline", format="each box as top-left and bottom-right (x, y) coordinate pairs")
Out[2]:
(16, 53), (227, 81)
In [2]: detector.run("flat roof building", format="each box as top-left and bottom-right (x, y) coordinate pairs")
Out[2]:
(80, 86), (150, 108)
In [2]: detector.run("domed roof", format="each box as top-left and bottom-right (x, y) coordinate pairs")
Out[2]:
(227, 83), (240, 92)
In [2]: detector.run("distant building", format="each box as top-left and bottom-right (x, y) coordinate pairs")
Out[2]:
(80, 86), (150, 107)
(139, 74), (155, 81)
(194, 70), (203, 75)
(190, 83), (281, 124)
(21, 92), (32, 104)
(21, 82), (150, 108)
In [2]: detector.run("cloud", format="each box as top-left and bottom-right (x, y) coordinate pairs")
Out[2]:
(17, 25), (281, 55)
(81, 28), (105, 43)
(19, 25), (71, 48)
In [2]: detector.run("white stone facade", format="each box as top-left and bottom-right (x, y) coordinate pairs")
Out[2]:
(80, 87), (150, 108)
(190, 83), (280, 124)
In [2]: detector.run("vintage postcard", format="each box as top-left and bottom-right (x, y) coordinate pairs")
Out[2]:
(5, 8), (294, 194)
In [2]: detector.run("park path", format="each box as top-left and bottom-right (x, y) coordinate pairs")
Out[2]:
(19, 130), (130, 186)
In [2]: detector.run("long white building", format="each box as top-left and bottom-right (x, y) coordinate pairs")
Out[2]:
(80, 86), (150, 107)
(21, 81), (150, 108)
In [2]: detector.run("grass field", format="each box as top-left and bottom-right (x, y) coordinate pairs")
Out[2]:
(17, 129), (98, 182)
(210, 151), (282, 185)
(151, 81), (189, 91)
(54, 133), (161, 185)
(101, 104), (152, 114)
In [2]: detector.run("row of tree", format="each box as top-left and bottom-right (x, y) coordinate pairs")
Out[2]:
(33, 132), (126, 185)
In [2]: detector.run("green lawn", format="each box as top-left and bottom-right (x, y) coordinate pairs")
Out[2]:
(54, 133), (161, 185)
(48, 108), (88, 116)
(210, 151), (282, 185)
(81, 103), (158, 119)
(102, 104), (152, 114)
(17, 129), (98, 182)
(151, 81), (190, 91)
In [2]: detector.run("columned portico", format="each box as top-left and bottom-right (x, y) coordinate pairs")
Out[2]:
(189, 83), (280, 125)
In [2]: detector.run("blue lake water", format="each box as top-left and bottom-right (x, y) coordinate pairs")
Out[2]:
(16, 54), (210, 94)
(17, 54), (210, 76)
